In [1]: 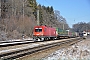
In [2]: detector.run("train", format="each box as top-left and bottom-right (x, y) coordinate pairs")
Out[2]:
(33, 25), (78, 41)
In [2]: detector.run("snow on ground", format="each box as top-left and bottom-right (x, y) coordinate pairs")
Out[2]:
(42, 38), (90, 60)
(3, 37), (33, 42)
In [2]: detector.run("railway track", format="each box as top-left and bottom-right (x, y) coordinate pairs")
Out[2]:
(0, 37), (82, 60)
(0, 38), (73, 47)
(0, 39), (34, 47)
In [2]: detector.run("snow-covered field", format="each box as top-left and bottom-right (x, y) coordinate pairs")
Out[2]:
(42, 38), (90, 60)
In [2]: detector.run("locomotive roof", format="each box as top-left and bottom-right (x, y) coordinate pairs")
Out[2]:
(34, 25), (52, 28)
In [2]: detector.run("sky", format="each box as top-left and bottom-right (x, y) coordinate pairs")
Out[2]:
(36, 0), (90, 28)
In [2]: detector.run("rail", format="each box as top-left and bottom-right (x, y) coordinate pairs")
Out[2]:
(0, 37), (81, 60)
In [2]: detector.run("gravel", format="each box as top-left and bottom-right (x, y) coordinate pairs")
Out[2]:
(42, 37), (90, 60)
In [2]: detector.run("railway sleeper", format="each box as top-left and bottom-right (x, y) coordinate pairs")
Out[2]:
(0, 37), (81, 60)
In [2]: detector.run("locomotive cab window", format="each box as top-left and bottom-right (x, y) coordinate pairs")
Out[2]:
(35, 28), (42, 32)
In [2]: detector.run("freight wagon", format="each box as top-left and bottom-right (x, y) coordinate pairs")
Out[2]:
(55, 28), (68, 38)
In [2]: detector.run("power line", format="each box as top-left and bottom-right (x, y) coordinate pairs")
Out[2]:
(44, 0), (52, 6)
(37, 0), (52, 6)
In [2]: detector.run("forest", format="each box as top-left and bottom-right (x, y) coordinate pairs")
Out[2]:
(72, 22), (90, 32)
(0, 0), (90, 40)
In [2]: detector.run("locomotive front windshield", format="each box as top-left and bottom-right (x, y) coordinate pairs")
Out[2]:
(35, 28), (42, 32)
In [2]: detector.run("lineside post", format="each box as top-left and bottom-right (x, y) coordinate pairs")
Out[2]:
(37, 10), (39, 26)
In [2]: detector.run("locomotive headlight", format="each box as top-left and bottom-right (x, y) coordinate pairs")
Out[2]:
(36, 33), (43, 35)
(36, 34), (39, 35)
(41, 33), (43, 35)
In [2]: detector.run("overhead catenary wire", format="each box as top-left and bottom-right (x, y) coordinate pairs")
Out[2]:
(44, 0), (52, 6)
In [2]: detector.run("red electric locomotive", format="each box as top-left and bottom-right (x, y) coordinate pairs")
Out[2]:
(33, 25), (57, 41)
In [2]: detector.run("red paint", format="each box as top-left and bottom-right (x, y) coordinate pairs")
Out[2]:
(33, 26), (56, 37)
